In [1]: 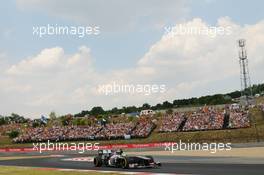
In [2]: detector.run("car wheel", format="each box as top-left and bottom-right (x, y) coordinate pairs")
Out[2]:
(121, 157), (129, 169)
(94, 156), (103, 167)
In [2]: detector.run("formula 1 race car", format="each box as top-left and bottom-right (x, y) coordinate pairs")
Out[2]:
(94, 149), (161, 169)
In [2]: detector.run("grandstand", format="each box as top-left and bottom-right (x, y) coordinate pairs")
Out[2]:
(7, 105), (253, 143)
(159, 113), (185, 132)
(12, 118), (155, 143)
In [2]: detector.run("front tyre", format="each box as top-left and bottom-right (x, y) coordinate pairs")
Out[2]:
(121, 157), (129, 169)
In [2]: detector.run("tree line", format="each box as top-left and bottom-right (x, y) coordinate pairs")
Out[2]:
(1, 83), (264, 122)
(74, 83), (264, 117)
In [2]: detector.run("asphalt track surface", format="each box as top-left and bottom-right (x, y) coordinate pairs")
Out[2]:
(1, 153), (264, 175)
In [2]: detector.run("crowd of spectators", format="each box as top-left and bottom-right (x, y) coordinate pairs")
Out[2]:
(0, 124), (22, 136)
(131, 118), (155, 138)
(159, 113), (185, 132)
(182, 110), (224, 131)
(228, 109), (250, 128)
(13, 125), (102, 143)
(13, 120), (155, 143)
(95, 122), (135, 140)
(3, 105), (254, 143)
(158, 106), (250, 132)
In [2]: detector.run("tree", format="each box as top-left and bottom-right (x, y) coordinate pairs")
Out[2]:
(110, 107), (119, 114)
(90, 106), (105, 116)
(49, 111), (57, 120)
(8, 130), (19, 139)
(72, 118), (80, 125)
(162, 101), (173, 109)
(142, 103), (151, 110)
(48, 111), (61, 126)
(74, 110), (89, 118)
(61, 116), (69, 126)
(0, 116), (6, 126)
(60, 114), (73, 126)
(8, 113), (26, 123)
(121, 106), (138, 113)
(79, 118), (87, 125)
(32, 119), (41, 128)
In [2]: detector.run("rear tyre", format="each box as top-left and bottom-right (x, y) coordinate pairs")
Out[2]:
(94, 156), (103, 167)
(121, 157), (129, 169)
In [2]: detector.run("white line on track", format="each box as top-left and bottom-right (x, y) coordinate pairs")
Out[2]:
(61, 157), (94, 162)
(0, 163), (192, 175)
(57, 168), (191, 175)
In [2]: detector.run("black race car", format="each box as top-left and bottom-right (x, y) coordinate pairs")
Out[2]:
(94, 149), (161, 169)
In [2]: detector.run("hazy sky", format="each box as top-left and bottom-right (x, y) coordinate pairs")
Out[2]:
(1, 0), (264, 118)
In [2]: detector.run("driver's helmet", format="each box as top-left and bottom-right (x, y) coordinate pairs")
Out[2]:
(116, 149), (123, 155)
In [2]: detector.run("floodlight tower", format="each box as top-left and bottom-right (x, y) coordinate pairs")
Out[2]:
(238, 39), (252, 104)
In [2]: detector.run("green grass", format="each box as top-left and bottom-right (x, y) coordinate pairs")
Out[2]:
(0, 137), (32, 148)
(0, 166), (119, 175)
(256, 96), (264, 104)
(1, 107), (264, 148)
(0, 155), (61, 161)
